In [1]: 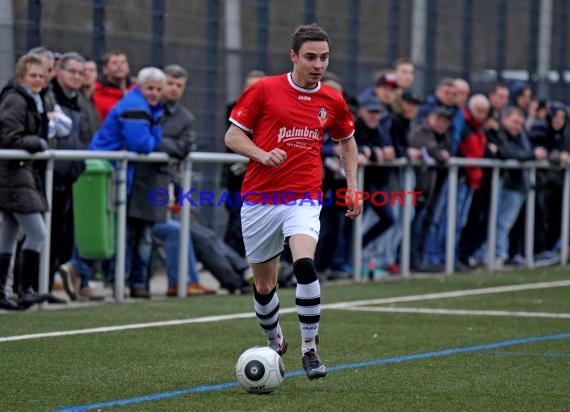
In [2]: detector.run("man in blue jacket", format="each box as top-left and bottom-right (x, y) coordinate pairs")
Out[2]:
(89, 67), (165, 298)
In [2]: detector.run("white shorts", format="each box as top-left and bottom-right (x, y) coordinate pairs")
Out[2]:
(241, 203), (321, 263)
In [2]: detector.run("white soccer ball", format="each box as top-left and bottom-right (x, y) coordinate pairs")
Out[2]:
(236, 346), (285, 394)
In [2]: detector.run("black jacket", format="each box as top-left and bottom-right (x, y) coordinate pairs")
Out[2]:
(50, 78), (89, 188)
(487, 126), (534, 192)
(354, 117), (388, 189)
(0, 85), (48, 213)
(409, 119), (453, 206)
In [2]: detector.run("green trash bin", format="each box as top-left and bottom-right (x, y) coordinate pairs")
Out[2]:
(73, 159), (116, 259)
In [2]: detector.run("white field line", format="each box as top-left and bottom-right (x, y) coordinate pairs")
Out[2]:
(323, 279), (570, 309)
(339, 306), (570, 319)
(1, 279), (570, 344)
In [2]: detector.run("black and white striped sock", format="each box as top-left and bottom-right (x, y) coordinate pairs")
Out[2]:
(253, 286), (281, 341)
(294, 258), (321, 352)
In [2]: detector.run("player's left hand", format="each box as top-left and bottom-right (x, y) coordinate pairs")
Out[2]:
(344, 188), (363, 219)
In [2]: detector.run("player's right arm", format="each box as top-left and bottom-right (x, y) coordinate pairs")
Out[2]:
(225, 124), (287, 167)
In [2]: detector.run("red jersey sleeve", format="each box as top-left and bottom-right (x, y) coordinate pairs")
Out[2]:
(328, 97), (355, 141)
(229, 81), (266, 133)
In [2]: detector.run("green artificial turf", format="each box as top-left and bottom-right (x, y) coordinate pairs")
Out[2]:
(1, 268), (568, 411)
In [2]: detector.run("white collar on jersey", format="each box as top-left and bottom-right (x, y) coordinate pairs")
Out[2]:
(287, 72), (321, 93)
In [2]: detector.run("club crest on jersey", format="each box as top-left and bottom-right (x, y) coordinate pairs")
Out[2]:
(317, 107), (328, 127)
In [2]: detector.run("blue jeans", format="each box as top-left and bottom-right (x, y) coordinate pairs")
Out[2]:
(476, 184), (526, 261)
(423, 180), (449, 264)
(152, 220), (199, 287)
(71, 245), (96, 288)
(410, 205), (427, 265)
(432, 181), (474, 264)
(104, 218), (153, 288)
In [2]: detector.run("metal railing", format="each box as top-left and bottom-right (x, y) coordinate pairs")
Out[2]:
(349, 157), (568, 281)
(0, 150), (567, 304)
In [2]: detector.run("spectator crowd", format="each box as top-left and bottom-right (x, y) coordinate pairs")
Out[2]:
(1, 47), (569, 311)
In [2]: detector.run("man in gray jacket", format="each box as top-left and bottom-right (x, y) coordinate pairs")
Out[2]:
(128, 64), (213, 296)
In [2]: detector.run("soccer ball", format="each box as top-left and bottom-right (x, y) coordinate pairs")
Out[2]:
(236, 346), (285, 394)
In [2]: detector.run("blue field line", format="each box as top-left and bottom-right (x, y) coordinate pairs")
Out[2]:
(55, 331), (570, 412)
(487, 351), (570, 358)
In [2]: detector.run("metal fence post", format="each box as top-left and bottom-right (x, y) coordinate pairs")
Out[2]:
(224, 0), (242, 104)
(560, 167), (570, 265)
(388, 0), (400, 64)
(445, 163), (458, 275)
(304, 0), (316, 23)
(26, 0), (41, 50)
(178, 156), (192, 297)
(524, 167), (536, 268)
(255, 0), (268, 73)
(487, 166), (500, 271)
(557, 0), (568, 102)
(39, 158), (54, 306)
(92, 0), (105, 67)
(345, 0), (359, 95)
(495, 0), (507, 82)
(0, 0), (15, 88)
(536, 0), (553, 99)
(411, 0), (427, 95)
(352, 166), (364, 282)
(205, 0), (219, 151)
(150, 0), (165, 68)
(114, 159), (128, 302)
(461, 0), (473, 81)
(400, 165), (414, 277)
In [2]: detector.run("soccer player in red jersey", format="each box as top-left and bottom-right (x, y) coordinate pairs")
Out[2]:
(225, 23), (361, 379)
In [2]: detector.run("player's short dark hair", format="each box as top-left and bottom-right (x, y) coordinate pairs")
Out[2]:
(291, 23), (330, 54)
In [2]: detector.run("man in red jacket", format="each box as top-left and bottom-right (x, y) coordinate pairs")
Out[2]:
(93, 50), (135, 122)
(456, 94), (493, 261)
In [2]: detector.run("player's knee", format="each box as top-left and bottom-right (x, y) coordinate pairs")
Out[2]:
(293, 257), (317, 285)
(254, 282), (276, 296)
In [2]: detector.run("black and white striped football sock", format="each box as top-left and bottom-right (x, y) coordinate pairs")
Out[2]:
(253, 285), (282, 344)
(294, 258), (321, 353)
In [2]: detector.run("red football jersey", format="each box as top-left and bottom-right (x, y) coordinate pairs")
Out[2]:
(229, 73), (354, 204)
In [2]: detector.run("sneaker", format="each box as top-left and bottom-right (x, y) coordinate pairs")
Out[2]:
(78, 287), (105, 302)
(187, 282), (216, 295)
(268, 326), (288, 356)
(129, 287), (151, 299)
(268, 335), (288, 356)
(301, 348), (327, 379)
(59, 262), (80, 301)
(166, 283), (216, 297)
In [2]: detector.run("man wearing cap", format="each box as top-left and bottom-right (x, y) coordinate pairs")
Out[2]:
(372, 90), (422, 275)
(357, 71), (400, 153)
(354, 96), (397, 277)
